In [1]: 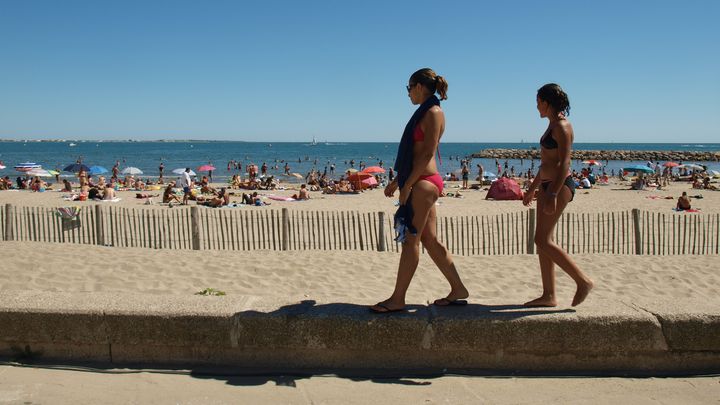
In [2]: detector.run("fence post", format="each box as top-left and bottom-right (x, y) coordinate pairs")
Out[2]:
(190, 206), (201, 250)
(94, 204), (104, 246)
(4, 204), (13, 241)
(377, 211), (386, 252)
(282, 208), (289, 251)
(632, 208), (642, 255)
(527, 208), (536, 254)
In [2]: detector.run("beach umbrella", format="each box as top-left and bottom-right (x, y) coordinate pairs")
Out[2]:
(582, 160), (602, 166)
(706, 170), (720, 178)
(15, 162), (42, 172)
(678, 164), (704, 170)
(26, 168), (54, 177)
(63, 163), (90, 173)
(347, 172), (375, 190)
(47, 170), (60, 176)
(362, 166), (385, 174)
(360, 175), (378, 189)
(172, 168), (196, 176)
(622, 165), (654, 174)
(88, 165), (108, 175)
(346, 168), (359, 174)
(121, 167), (143, 175)
(197, 164), (216, 172)
(663, 162), (680, 168)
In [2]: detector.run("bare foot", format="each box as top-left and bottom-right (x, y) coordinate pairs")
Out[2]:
(572, 279), (594, 307)
(523, 295), (558, 307)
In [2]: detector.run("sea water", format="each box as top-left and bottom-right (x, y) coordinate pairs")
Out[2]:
(1, 141), (718, 182)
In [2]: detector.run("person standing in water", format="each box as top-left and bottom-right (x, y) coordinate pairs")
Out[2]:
(370, 68), (468, 313)
(522, 83), (594, 307)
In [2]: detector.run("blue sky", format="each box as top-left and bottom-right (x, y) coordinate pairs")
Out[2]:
(1, 0), (718, 142)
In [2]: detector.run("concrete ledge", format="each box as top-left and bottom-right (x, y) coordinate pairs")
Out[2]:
(1, 291), (719, 372)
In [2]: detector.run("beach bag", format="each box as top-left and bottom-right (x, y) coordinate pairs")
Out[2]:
(56, 206), (82, 231)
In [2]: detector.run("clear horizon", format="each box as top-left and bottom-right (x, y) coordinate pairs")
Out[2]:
(1, 1), (718, 143)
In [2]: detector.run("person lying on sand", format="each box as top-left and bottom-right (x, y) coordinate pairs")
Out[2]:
(204, 187), (230, 207)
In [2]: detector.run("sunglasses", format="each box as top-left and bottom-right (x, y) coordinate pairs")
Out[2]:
(406, 83), (418, 92)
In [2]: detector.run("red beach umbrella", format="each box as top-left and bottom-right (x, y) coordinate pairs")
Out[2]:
(582, 160), (602, 166)
(347, 172), (373, 190)
(663, 162), (680, 168)
(362, 166), (385, 174)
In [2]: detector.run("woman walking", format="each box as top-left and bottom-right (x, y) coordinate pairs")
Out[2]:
(522, 83), (594, 307)
(370, 68), (468, 313)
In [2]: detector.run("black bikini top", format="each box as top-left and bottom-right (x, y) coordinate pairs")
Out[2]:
(540, 127), (558, 149)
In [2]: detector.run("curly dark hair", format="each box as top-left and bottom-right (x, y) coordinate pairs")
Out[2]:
(537, 83), (570, 116)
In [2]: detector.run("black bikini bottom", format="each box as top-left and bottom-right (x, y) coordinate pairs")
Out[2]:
(541, 176), (575, 202)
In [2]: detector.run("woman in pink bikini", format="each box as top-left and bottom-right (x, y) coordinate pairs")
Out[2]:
(370, 68), (469, 313)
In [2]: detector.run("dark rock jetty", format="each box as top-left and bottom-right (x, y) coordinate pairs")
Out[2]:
(471, 149), (720, 162)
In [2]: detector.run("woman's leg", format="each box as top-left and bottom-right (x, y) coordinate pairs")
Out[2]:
(420, 204), (469, 303)
(371, 181), (437, 312)
(524, 199), (558, 307)
(526, 185), (594, 307)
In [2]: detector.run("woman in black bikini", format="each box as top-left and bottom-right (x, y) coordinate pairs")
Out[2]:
(522, 84), (594, 307)
(370, 68), (468, 313)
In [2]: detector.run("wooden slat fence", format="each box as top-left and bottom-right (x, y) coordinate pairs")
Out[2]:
(1, 204), (718, 255)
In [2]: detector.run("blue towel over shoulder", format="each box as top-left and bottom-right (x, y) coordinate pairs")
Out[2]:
(393, 95), (440, 243)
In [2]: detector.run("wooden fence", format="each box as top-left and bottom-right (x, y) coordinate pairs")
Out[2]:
(1, 204), (718, 255)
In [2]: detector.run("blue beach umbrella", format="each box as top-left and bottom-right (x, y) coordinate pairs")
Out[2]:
(88, 165), (108, 175)
(622, 165), (654, 174)
(63, 163), (90, 173)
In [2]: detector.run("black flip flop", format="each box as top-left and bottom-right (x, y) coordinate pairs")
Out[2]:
(369, 303), (406, 314)
(433, 298), (468, 306)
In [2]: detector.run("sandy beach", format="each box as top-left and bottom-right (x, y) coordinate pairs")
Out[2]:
(2, 174), (718, 303)
(2, 241), (718, 307)
(1, 177), (719, 216)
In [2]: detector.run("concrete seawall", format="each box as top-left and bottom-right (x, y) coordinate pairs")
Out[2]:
(1, 291), (718, 373)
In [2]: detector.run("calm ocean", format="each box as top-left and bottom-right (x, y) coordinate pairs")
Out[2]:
(1, 141), (718, 181)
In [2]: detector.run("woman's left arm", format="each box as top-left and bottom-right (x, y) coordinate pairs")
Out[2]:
(399, 109), (442, 204)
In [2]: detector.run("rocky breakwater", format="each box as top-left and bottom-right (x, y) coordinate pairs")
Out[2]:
(471, 149), (720, 162)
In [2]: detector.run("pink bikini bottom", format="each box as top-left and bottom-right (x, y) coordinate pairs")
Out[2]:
(418, 173), (443, 195)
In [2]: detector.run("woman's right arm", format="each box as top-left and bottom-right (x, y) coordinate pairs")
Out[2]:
(384, 178), (398, 197)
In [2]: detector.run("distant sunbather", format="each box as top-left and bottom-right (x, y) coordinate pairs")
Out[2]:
(676, 192), (691, 210)
(163, 183), (181, 204)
